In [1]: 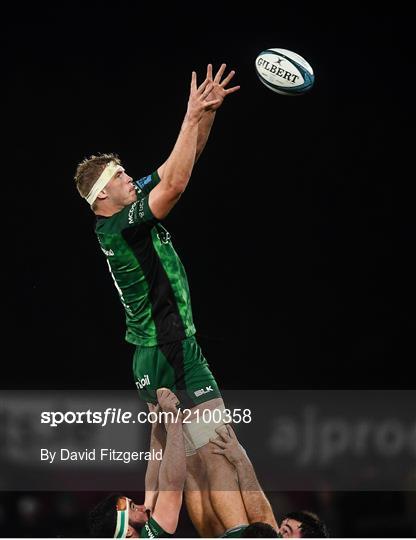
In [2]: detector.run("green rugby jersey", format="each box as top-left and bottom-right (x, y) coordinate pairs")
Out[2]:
(222, 525), (282, 538)
(140, 516), (171, 538)
(95, 171), (196, 347)
(221, 525), (248, 537)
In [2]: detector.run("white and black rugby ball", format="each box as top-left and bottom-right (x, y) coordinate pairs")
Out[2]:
(255, 48), (314, 95)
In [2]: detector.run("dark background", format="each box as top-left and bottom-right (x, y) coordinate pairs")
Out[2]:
(1, 3), (415, 537)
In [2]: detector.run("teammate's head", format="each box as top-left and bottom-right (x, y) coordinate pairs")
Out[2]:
(242, 522), (279, 537)
(75, 153), (135, 212)
(88, 493), (147, 538)
(280, 511), (329, 538)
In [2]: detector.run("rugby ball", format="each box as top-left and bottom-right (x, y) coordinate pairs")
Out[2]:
(255, 48), (314, 95)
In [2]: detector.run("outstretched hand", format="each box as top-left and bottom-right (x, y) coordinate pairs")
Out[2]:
(205, 63), (240, 111)
(210, 424), (247, 465)
(156, 387), (182, 420)
(186, 64), (240, 122)
(186, 72), (221, 123)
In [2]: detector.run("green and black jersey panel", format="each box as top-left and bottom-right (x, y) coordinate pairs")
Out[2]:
(140, 516), (171, 538)
(133, 336), (221, 408)
(95, 171), (196, 347)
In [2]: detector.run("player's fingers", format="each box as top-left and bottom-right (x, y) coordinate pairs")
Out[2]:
(227, 424), (237, 439)
(224, 85), (240, 95)
(197, 77), (211, 95)
(207, 63), (213, 80)
(204, 99), (221, 109)
(214, 63), (227, 83)
(210, 437), (227, 448)
(215, 426), (230, 441)
(212, 448), (225, 455)
(220, 69), (235, 87)
(200, 84), (214, 100)
(191, 71), (197, 91)
(161, 388), (178, 403)
(169, 395), (179, 407)
(215, 425), (228, 435)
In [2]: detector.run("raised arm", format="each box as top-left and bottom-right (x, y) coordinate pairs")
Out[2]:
(148, 72), (219, 220)
(211, 425), (278, 530)
(194, 63), (240, 163)
(144, 403), (166, 513)
(152, 64), (240, 219)
(151, 388), (186, 535)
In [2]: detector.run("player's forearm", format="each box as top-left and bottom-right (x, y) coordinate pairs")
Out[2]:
(161, 115), (199, 194)
(145, 419), (167, 510)
(144, 454), (161, 511)
(240, 489), (276, 527)
(234, 454), (262, 491)
(195, 111), (216, 163)
(235, 455), (277, 527)
(145, 455), (160, 495)
(158, 421), (186, 491)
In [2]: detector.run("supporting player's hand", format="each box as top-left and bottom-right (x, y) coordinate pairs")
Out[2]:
(156, 387), (181, 418)
(210, 424), (246, 465)
(147, 402), (160, 414)
(204, 63), (240, 111)
(186, 71), (221, 123)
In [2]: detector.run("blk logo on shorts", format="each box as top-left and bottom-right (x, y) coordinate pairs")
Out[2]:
(194, 386), (213, 397)
(136, 374), (150, 390)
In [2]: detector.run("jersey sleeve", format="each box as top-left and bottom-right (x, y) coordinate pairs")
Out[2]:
(133, 170), (161, 196)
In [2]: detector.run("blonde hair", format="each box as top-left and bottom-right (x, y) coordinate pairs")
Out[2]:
(74, 153), (122, 206)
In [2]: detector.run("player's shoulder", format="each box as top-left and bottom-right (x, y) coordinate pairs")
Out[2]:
(94, 204), (136, 235)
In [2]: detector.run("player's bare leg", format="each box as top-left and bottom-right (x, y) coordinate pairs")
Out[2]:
(197, 441), (248, 531)
(186, 398), (249, 531)
(185, 453), (224, 537)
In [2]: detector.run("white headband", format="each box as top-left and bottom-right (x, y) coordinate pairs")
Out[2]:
(85, 162), (124, 205)
(114, 497), (130, 538)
